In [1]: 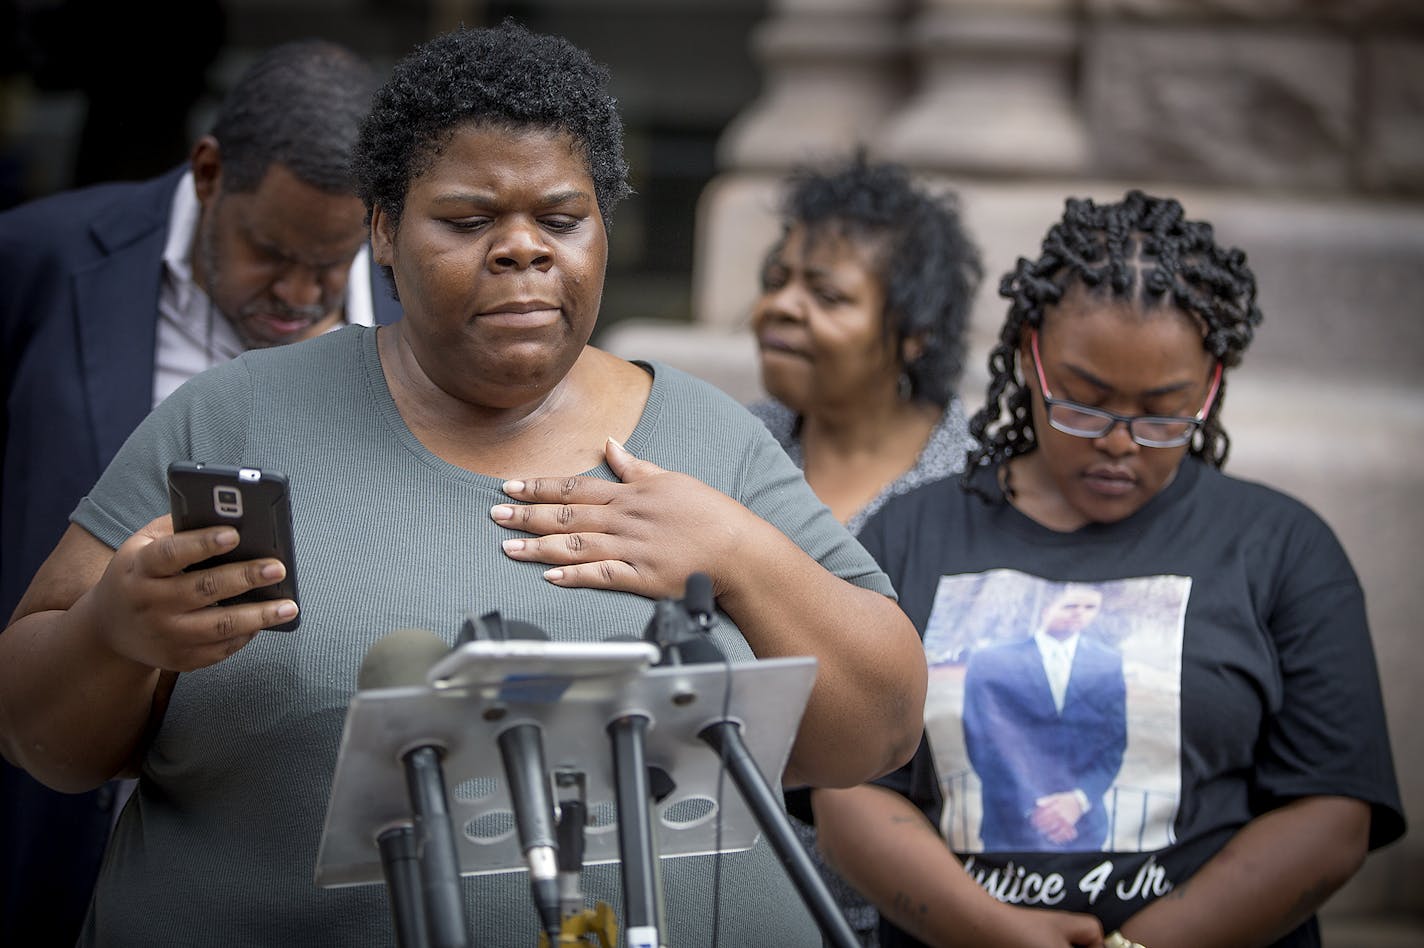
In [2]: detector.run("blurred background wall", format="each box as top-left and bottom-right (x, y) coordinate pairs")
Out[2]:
(1, 0), (1419, 943)
(0, 0), (766, 330)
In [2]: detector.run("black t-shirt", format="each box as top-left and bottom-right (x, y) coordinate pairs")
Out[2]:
(858, 459), (1406, 947)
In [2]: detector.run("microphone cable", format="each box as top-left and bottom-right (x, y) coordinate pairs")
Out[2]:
(680, 572), (732, 948)
(683, 573), (858, 948)
(706, 632), (732, 948)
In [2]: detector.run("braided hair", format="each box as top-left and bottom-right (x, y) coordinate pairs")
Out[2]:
(963, 189), (1263, 490)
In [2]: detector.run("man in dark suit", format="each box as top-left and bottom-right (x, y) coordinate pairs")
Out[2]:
(963, 584), (1127, 853)
(0, 39), (400, 946)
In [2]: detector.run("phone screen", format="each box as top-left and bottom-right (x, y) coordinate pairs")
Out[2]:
(167, 461), (301, 631)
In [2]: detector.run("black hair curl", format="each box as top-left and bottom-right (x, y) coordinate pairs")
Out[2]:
(769, 150), (982, 407)
(353, 18), (631, 239)
(963, 189), (1263, 490)
(211, 39), (378, 195)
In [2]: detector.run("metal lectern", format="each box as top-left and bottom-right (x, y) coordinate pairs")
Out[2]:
(315, 636), (835, 947)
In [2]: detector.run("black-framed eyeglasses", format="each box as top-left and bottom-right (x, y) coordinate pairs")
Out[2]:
(1028, 329), (1222, 449)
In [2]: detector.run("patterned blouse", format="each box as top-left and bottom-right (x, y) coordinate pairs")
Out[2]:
(748, 394), (976, 945)
(747, 396), (976, 535)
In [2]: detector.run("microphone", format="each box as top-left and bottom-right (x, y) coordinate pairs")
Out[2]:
(608, 580), (733, 948)
(357, 627), (451, 690)
(655, 577), (861, 948)
(498, 724), (561, 939)
(651, 572), (722, 667)
(465, 611), (563, 940)
(603, 572), (724, 946)
(554, 773), (588, 920)
(357, 629), (471, 948)
(683, 571), (714, 628)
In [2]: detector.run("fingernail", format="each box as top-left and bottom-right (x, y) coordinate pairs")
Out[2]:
(543, 568), (564, 582)
(606, 437), (623, 451)
(261, 562), (285, 581)
(490, 505), (514, 522)
(277, 602), (299, 619)
(502, 539), (524, 553)
(217, 528), (239, 546)
(503, 480), (525, 494)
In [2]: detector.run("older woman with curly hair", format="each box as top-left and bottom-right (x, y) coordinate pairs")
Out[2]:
(747, 152), (985, 945)
(749, 152), (983, 537)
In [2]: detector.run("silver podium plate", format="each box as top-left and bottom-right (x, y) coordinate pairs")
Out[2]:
(315, 640), (817, 888)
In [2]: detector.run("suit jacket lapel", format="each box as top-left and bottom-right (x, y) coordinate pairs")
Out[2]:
(369, 257), (402, 326)
(73, 171), (178, 467)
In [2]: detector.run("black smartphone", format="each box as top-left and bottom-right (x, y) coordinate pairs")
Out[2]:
(167, 461), (301, 632)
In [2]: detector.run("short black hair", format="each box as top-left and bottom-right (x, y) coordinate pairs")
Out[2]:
(964, 189), (1263, 487)
(771, 150), (982, 407)
(210, 39), (379, 195)
(353, 18), (631, 235)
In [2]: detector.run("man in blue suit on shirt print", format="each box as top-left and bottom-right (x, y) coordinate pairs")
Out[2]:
(962, 583), (1127, 852)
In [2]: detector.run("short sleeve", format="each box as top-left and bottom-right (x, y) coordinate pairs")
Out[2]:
(730, 405), (894, 599)
(72, 358), (257, 550)
(1253, 510), (1405, 850)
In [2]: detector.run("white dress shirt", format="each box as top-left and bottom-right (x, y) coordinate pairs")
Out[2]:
(152, 170), (374, 407)
(1034, 628), (1080, 715)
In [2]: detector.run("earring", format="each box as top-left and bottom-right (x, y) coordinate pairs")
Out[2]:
(898, 371), (913, 401)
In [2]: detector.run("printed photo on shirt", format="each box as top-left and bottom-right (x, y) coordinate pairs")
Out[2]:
(922, 570), (1189, 855)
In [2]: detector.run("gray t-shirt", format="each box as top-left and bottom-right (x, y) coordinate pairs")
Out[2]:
(73, 325), (893, 947)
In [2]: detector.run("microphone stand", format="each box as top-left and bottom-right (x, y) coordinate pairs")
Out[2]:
(402, 745), (472, 948)
(698, 722), (858, 948)
(468, 611), (566, 943)
(655, 575), (860, 948)
(324, 596), (826, 947)
(608, 707), (660, 948)
(377, 823), (429, 948)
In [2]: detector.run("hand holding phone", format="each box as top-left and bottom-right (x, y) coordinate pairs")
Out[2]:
(167, 461), (301, 631)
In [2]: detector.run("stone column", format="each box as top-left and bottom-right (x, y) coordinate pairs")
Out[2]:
(715, 0), (908, 172)
(879, 0), (1090, 176)
(1083, 1), (1355, 190)
(1360, 32), (1424, 194)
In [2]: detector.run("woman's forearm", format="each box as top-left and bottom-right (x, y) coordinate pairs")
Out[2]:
(816, 783), (1003, 943)
(716, 525), (926, 787)
(4, 517), (293, 790)
(0, 601), (160, 792)
(814, 784), (1104, 948)
(1119, 796), (1371, 948)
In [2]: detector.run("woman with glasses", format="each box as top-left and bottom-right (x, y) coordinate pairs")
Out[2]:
(812, 190), (1405, 948)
